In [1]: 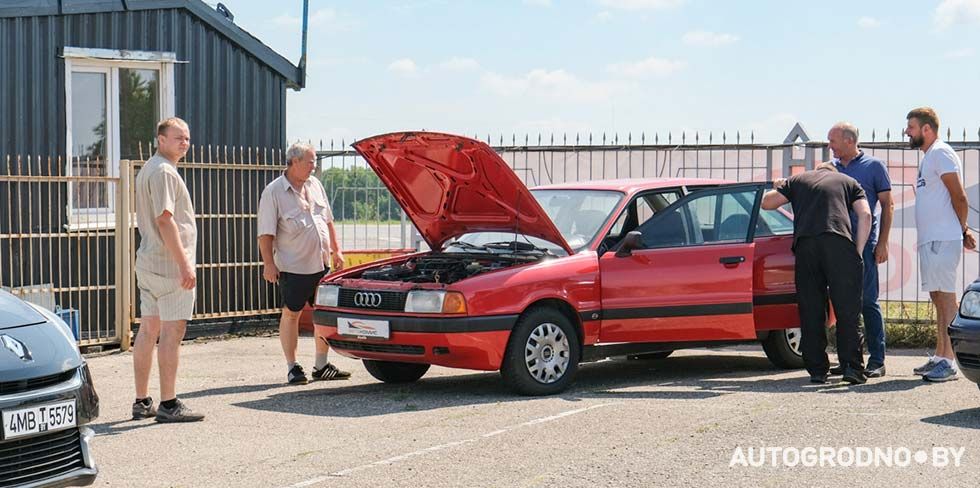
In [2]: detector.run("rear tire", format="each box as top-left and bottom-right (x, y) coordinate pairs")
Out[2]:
(762, 328), (805, 369)
(500, 307), (580, 396)
(362, 360), (430, 383)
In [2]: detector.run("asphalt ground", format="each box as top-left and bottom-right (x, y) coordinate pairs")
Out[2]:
(84, 336), (980, 487)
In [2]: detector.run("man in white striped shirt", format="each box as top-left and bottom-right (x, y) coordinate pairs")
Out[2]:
(131, 117), (204, 423)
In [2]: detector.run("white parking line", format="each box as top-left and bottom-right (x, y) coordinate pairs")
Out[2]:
(281, 402), (621, 487)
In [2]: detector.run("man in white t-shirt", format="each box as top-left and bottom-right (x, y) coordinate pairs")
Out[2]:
(906, 107), (977, 382)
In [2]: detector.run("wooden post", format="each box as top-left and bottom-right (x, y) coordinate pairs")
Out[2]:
(117, 160), (133, 350)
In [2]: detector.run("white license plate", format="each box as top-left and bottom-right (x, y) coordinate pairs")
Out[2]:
(2, 399), (76, 440)
(337, 317), (390, 340)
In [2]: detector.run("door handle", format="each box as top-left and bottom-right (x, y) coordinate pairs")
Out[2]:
(719, 256), (746, 265)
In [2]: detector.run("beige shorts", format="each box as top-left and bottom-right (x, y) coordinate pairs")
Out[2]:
(136, 268), (196, 321)
(919, 240), (962, 293)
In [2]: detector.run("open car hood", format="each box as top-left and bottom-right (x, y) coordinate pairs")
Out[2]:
(352, 132), (572, 253)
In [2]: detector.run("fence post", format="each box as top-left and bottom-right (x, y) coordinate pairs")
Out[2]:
(117, 160), (133, 351)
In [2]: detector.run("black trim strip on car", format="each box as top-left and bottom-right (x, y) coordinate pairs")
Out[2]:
(582, 339), (759, 363)
(313, 310), (518, 333)
(752, 293), (798, 306)
(579, 310), (602, 322)
(600, 302), (752, 320)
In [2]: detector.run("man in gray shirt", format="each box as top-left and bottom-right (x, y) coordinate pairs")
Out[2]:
(258, 142), (348, 384)
(131, 117), (204, 422)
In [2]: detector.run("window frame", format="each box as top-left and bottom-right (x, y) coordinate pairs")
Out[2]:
(64, 48), (176, 230)
(634, 183), (765, 250)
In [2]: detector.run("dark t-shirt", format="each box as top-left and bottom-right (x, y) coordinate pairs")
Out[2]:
(777, 170), (867, 248)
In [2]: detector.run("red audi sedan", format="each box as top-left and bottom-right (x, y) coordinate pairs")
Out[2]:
(313, 132), (802, 395)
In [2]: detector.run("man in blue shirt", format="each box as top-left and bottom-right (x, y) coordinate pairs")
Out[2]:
(830, 122), (894, 378)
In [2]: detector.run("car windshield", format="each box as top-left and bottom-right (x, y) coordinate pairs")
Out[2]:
(448, 190), (623, 254)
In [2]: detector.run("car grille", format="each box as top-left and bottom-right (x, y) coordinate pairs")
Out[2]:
(328, 339), (425, 355)
(337, 288), (407, 312)
(0, 370), (76, 396)
(956, 352), (980, 369)
(0, 428), (85, 486)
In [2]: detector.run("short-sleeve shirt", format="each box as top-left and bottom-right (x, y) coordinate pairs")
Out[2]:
(915, 140), (963, 245)
(777, 169), (867, 249)
(257, 174), (335, 274)
(834, 151), (891, 246)
(135, 153), (197, 278)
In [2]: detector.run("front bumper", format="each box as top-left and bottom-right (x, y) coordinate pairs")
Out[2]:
(949, 317), (980, 384)
(313, 310), (517, 370)
(1, 365), (100, 487)
(12, 427), (98, 488)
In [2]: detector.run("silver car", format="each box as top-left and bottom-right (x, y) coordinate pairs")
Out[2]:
(0, 289), (99, 487)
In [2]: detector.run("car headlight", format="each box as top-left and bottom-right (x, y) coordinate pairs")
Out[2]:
(404, 290), (467, 314)
(960, 290), (980, 319)
(315, 285), (340, 307)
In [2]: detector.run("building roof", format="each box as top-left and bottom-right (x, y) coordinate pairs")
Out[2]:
(0, 0), (304, 89)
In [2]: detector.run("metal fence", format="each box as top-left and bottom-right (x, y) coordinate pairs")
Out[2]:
(314, 125), (980, 324)
(0, 154), (124, 346)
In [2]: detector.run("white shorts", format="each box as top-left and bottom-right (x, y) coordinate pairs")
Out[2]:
(918, 240), (962, 293)
(136, 268), (196, 321)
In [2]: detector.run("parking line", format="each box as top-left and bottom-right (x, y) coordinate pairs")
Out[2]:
(281, 402), (621, 487)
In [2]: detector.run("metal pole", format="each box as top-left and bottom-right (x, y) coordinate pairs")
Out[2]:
(117, 159), (132, 350)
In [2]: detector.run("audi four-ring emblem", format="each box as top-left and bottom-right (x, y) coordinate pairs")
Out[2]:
(353, 292), (382, 307)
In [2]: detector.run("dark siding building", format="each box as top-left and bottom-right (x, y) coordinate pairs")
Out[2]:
(0, 0), (302, 157)
(0, 0), (305, 344)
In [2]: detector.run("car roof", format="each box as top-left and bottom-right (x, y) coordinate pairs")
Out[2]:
(530, 177), (733, 194)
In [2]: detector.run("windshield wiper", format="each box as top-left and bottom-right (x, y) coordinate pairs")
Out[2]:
(445, 240), (489, 252)
(484, 241), (551, 253)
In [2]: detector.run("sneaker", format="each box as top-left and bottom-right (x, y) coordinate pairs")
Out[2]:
(809, 373), (829, 384)
(923, 360), (958, 383)
(155, 399), (205, 423)
(829, 364), (845, 375)
(913, 356), (941, 375)
(842, 368), (867, 385)
(311, 363), (352, 381)
(288, 364), (309, 385)
(865, 364), (886, 378)
(132, 397), (156, 420)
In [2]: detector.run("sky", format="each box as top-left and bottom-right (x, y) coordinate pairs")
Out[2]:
(217, 0), (980, 145)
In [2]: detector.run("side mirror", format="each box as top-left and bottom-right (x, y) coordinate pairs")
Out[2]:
(615, 231), (642, 258)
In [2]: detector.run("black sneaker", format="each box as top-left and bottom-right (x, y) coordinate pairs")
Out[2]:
(155, 399), (205, 423)
(132, 397), (156, 420)
(809, 373), (829, 384)
(829, 364), (845, 375)
(288, 364), (309, 385)
(842, 368), (867, 385)
(311, 363), (351, 381)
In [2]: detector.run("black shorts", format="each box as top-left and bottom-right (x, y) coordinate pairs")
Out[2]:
(279, 270), (328, 312)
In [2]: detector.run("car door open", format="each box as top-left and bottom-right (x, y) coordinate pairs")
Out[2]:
(598, 184), (765, 344)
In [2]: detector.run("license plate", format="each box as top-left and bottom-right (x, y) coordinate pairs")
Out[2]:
(337, 317), (390, 340)
(2, 399), (76, 440)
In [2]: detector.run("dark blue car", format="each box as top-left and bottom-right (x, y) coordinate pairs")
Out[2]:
(0, 289), (99, 487)
(950, 279), (980, 389)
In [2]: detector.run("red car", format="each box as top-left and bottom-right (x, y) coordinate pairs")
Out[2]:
(313, 132), (802, 395)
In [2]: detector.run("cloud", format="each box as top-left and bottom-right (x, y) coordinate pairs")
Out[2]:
(523, 0), (552, 5)
(935, 0), (980, 28)
(480, 69), (629, 103)
(857, 16), (881, 28)
(597, 0), (685, 10)
(606, 56), (685, 78)
(273, 8), (339, 28)
(681, 30), (739, 46)
(596, 10), (613, 22)
(388, 58), (418, 76)
(944, 47), (975, 58)
(438, 57), (482, 72)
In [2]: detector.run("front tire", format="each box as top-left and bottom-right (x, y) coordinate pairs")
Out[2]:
(762, 328), (805, 369)
(362, 360), (430, 383)
(500, 307), (580, 396)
